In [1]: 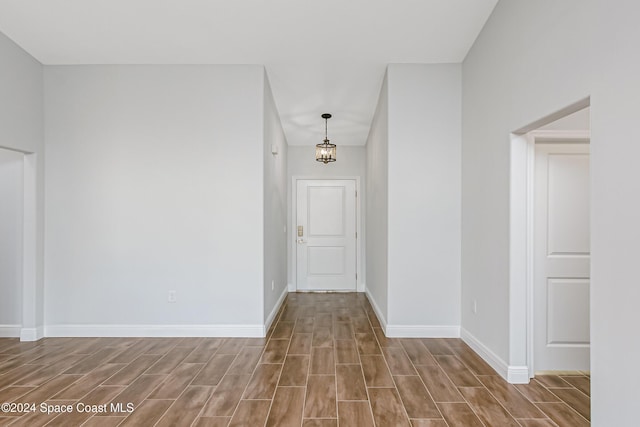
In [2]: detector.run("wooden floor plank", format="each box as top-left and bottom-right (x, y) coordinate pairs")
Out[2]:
(266, 386), (305, 427)
(0, 293), (590, 427)
(155, 385), (213, 427)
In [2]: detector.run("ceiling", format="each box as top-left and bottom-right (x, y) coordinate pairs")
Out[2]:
(0, 0), (497, 146)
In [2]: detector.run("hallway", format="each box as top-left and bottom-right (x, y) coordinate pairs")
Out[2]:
(0, 293), (589, 426)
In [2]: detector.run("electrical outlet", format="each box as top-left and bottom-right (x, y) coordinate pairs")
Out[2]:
(473, 300), (477, 314)
(168, 291), (177, 303)
(271, 280), (275, 291)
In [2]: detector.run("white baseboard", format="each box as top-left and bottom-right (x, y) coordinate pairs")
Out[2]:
(357, 281), (365, 293)
(364, 288), (387, 331)
(385, 325), (460, 338)
(264, 287), (289, 335)
(288, 282), (296, 292)
(44, 324), (265, 338)
(507, 366), (530, 384)
(461, 328), (530, 384)
(20, 326), (44, 341)
(0, 324), (21, 338)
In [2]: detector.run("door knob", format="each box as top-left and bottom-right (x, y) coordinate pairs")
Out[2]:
(297, 239), (306, 244)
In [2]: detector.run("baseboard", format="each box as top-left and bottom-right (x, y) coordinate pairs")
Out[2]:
(288, 282), (296, 292)
(364, 288), (387, 331)
(0, 324), (21, 338)
(385, 325), (460, 338)
(20, 326), (44, 341)
(264, 287), (289, 335)
(44, 324), (265, 338)
(357, 281), (365, 293)
(507, 366), (530, 384)
(461, 327), (529, 384)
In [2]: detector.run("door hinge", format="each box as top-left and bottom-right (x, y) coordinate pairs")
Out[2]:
(355, 190), (357, 198)
(355, 232), (357, 239)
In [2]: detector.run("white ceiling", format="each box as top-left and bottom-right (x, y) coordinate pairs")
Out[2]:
(0, 0), (497, 146)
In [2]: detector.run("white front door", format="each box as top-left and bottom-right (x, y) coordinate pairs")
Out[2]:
(534, 142), (590, 371)
(296, 179), (356, 291)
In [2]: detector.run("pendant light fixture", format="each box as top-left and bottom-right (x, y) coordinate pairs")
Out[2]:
(316, 113), (336, 164)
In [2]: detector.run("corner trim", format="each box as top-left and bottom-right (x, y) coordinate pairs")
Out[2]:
(385, 325), (460, 338)
(20, 326), (44, 341)
(264, 287), (289, 335)
(461, 328), (509, 379)
(0, 324), (21, 338)
(44, 324), (265, 338)
(364, 288), (387, 331)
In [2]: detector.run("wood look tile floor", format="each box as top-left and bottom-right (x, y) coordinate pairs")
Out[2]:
(0, 293), (590, 426)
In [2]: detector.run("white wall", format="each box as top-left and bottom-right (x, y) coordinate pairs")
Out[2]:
(263, 71), (288, 326)
(386, 64), (461, 333)
(365, 73), (389, 324)
(463, 0), (640, 423)
(0, 31), (44, 340)
(0, 149), (23, 333)
(44, 65), (266, 334)
(287, 145), (366, 291)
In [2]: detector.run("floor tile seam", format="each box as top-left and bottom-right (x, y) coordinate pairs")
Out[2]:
(164, 341), (246, 423)
(143, 348), (194, 376)
(534, 377), (589, 415)
(244, 304), (291, 427)
(235, 398), (272, 401)
(363, 311), (412, 425)
(449, 387), (489, 427)
(534, 401), (590, 425)
(465, 376), (551, 423)
(350, 321), (376, 427)
(547, 385), (590, 400)
(455, 352), (531, 422)
(213, 329), (275, 425)
(544, 388), (590, 420)
(329, 333), (339, 425)
(298, 326), (312, 427)
(401, 342), (450, 424)
(511, 378), (563, 407)
(54, 363), (129, 403)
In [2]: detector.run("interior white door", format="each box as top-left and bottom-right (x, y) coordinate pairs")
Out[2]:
(534, 142), (590, 372)
(296, 179), (356, 291)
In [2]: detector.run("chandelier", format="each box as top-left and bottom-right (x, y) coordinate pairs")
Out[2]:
(315, 113), (336, 164)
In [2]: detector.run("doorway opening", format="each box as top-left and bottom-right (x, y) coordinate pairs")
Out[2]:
(0, 148), (24, 338)
(509, 98), (591, 382)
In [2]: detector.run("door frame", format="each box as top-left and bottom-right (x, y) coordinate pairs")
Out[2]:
(0, 146), (39, 341)
(509, 128), (590, 381)
(291, 176), (362, 292)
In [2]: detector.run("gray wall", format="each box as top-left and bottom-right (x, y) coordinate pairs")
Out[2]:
(44, 65), (267, 332)
(386, 64), (461, 333)
(263, 71), (289, 324)
(365, 72), (389, 322)
(463, 0), (640, 423)
(0, 32), (44, 339)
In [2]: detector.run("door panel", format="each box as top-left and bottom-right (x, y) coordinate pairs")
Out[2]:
(296, 180), (356, 291)
(308, 186), (345, 236)
(547, 154), (590, 254)
(547, 278), (590, 345)
(534, 142), (590, 372)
